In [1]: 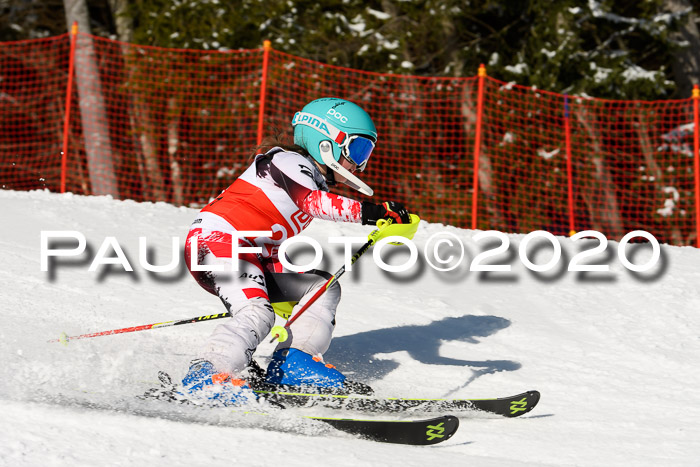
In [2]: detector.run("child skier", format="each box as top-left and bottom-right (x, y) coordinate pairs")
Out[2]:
(182, 97), (412, 405)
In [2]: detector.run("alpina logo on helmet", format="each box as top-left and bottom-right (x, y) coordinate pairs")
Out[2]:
(293, 112), (330, 134)
(293, 111), (347, 144)
(327, 108), (349, 123)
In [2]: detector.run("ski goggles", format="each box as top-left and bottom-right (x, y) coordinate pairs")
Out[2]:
(339, 135), (375, 172)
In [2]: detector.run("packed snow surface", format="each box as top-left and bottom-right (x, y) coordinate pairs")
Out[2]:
(1, 190), (699, 466)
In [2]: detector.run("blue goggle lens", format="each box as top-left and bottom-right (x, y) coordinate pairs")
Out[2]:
(344, 136), (375, 171)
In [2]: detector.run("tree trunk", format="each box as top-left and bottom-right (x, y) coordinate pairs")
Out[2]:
(168, 96), (184, 205)
(636, 117), (684, 245)
(104, 1), (169, 203)
(665, 0), (700, 97)
(63, 0), (119, 197)
(574, 105), (626, 239)
(106, 0), (133, 43)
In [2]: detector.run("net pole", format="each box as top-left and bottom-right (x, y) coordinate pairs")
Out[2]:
(693, 84), (700, 248)
(565, 94), (576, 236)
(256, 40), (272, 146)
(471, 64), (486, 230)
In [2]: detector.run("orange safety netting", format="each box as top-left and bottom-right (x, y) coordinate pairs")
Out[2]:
(1, 31), (699, 246)
(1, 34), (70, 193)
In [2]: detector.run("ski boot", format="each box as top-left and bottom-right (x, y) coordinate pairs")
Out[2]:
(265, 348), (372, 395)
(181, 359), (258, 407)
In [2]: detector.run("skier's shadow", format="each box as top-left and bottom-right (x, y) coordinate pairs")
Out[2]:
(325, 315), (521, 385)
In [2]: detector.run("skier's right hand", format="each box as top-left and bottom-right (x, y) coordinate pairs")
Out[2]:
(361, 201), (411, 225)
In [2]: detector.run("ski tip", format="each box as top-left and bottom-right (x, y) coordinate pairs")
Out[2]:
(470, 389), (542, 418)
(507, 390), (540, 417)
(526, 390), (541, 408)
(442, 414), (459, 437)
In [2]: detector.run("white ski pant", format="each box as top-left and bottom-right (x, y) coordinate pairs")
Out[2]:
(185, 228), (340, 375)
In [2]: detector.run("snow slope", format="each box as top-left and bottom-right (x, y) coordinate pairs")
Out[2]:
(1, 190), (699, 466)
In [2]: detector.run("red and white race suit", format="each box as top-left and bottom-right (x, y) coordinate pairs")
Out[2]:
(184, 148), (363, 375)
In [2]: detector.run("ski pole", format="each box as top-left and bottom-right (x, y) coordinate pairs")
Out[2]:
(269, 215), (419, 343)
(48, 312), (231, 345)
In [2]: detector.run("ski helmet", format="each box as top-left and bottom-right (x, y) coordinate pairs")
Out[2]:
(292, 98), (377, 195)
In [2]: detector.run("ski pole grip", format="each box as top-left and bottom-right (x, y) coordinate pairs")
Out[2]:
(376, 218), (393, 230)
(369, 214), (420, 245)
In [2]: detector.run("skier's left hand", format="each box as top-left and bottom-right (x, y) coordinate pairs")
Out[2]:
(361, 201), (411, 225)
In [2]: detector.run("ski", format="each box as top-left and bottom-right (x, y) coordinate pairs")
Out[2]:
(148, 369), (539, 418)
(244, 360), (539, 417)
(310, 414), (459, 445)
(141, 372), (460, 445)
(253, 388), (540, 418)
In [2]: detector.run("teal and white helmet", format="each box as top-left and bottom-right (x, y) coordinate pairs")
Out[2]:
(292, 97), (377, 196)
